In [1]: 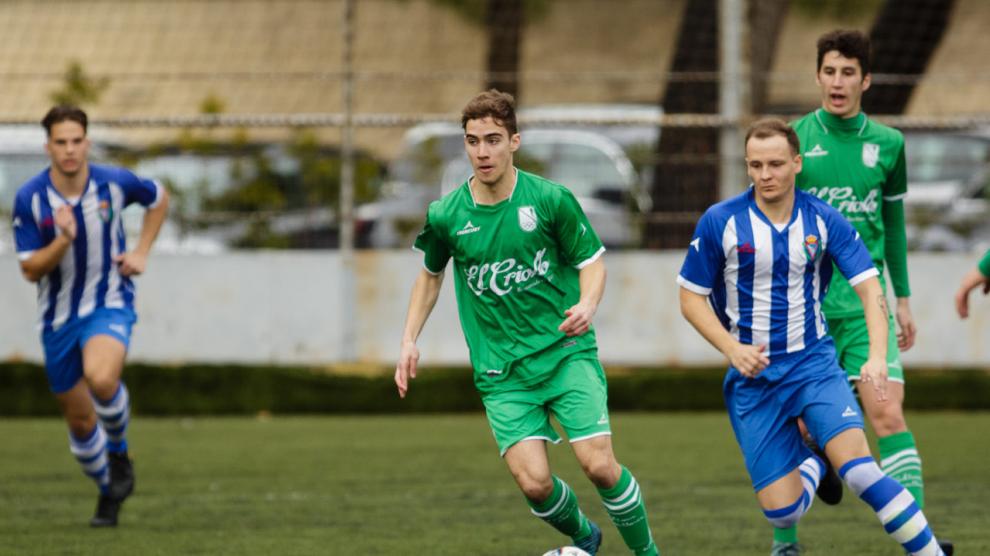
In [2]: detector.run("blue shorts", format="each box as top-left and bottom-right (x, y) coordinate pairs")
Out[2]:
(723, 340), (865, 491)
(41, 308), (136, 394)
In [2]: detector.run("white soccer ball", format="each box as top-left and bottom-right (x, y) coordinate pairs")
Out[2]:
(541, 547), (591, 556)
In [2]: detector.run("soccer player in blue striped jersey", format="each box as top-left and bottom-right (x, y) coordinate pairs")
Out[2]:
(11, 106), (169, 527)
(678, 119), (946, 556)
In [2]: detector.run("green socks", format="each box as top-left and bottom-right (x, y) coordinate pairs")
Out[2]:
(527, 476), (592, 540)
(878, 430), (925, 508)
(598, 466), (659, 556)
(773, 525), (798, 543)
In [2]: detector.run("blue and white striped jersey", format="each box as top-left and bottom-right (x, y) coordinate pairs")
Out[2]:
(677, 187), (878, 359)
(12, 164), (163, 332)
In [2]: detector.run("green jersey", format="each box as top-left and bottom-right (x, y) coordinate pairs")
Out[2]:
(792, 108), (911, 318)
(414, 168), (605, 394)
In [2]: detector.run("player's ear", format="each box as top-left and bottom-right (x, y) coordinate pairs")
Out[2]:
(509, 132), (521, 153)
(861, 72), (871, 92)
(793, 154), (803, 175)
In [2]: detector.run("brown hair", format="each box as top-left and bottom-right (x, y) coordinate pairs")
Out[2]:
(745, 118), (801, 156)
(817, 29), (871, 76)
(461, 89), (518, 136)
(42, 105), (88, 136)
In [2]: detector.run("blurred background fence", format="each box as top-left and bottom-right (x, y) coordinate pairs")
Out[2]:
(1, 0), (989, 366)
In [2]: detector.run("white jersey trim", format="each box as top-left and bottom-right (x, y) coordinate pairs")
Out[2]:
(847, 267), (880, 287)
(146, 181), (166, 209)
(501, 435), (560, 457)
(883, 193), (906, 202)
(574, 246), (606, 270)
(676, 275), (711, 296)
(17, 250), (35, 261)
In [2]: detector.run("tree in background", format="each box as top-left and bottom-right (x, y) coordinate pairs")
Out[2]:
(49, 60), (110, 108)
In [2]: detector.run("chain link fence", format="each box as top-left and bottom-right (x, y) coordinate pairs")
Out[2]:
(1, 0), (989, 252)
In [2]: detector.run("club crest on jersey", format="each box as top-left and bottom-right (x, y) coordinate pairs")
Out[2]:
(862, 143), (879, 168)
(804, 234), (820, 262)
(518, 205), (537, 232)
(98, 200), (113, 222)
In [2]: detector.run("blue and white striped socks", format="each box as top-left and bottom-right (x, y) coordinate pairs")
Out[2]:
(763, 455), (823, 528)
(68, 425), (110, 494)
(93, 383), (130, 453)
(840, 456), (944, 556)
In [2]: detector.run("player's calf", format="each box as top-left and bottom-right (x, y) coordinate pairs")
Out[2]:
(839, 457), (946, 556)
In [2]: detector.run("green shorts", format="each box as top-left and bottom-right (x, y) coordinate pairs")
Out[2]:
(481, 355), (610, 456)
(827, 312), (904, 383)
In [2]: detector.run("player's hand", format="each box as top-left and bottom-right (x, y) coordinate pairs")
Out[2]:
(895, 298), (916, 351)
(728, 343), (769, 378)
(395, 340), (420, 399)
(859, 356), (888, 402)
(114, 251), (147, 277)
(558, 301), (596, 337)
(955, 269), (990, 319)
(54, 205), (77, 241)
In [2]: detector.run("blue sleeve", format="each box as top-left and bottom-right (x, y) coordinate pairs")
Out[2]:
(677, 210), (725, 294)
(824, 208), (878, 286)
(12, 190), (43, 259)
(115, 168), (161, 208)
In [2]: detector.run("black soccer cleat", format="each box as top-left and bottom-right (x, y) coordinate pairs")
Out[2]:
(938, 539), (954, 555)
(108, 452), (135, 501)
(808, 442), (843, 505)
(89, 494), (120, 527)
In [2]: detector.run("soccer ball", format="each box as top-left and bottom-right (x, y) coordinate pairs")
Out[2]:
(541, 547), (591, 556)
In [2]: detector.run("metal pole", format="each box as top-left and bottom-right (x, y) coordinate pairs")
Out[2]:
(339, 0), (356, 361)
(719, 0), (750, 200)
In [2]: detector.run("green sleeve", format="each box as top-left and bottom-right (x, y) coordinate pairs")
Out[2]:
(979, 250), (990, 278)
(413, 203), (451, 274)
(883, 198), (911, 297)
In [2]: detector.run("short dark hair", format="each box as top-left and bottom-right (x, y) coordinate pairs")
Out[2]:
(745, 118), (801, 156)
(41, 105), (88, 136)
(461, 89), (518, 136)
(817, 29), (871, 76)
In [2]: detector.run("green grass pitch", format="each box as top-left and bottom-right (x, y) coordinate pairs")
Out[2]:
(0, 413), (985, 555)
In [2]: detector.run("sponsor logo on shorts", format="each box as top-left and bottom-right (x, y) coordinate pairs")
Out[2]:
(562, 340), (577, 348)
(842, 405), (858, 418)
(108, 323), (128, 336)
(485, 369), (503, 375)
(597, 412), (608, 425)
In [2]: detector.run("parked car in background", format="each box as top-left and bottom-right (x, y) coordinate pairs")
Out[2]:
(903, 127), (990, 252)
(357, 114), (654, 249)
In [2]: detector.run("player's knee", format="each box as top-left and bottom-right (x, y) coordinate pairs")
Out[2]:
(518, 476), (553, 503)
(85, 372), (119, 401)
(579, 454), (620, 488)
(869, 406), (907, 436)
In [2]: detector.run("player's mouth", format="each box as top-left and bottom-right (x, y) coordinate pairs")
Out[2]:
(476, 164), (495, 174)
(829, 93), (847, 105)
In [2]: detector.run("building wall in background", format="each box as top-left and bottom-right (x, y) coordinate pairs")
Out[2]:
(1, 252), (987, 367)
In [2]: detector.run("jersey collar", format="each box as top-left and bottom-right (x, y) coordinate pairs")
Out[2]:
(814, 108), (868, 137)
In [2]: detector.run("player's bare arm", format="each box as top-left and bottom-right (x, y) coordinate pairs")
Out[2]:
(679, 287), (769, 378)
(395, 268), (445, 398)
(894, 297), (916, 351)
(559, 257), (605, 337)
(853, 277), (889, 401)
(955, 267), (990, 319)
(115, 190), (169, 277)
(18, 205), (76, 282)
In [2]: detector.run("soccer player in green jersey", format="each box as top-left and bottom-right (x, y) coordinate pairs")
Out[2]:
(778, 30), (952, 555)
(393, 90), (660, 556)
(955, 249), (990, 319)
